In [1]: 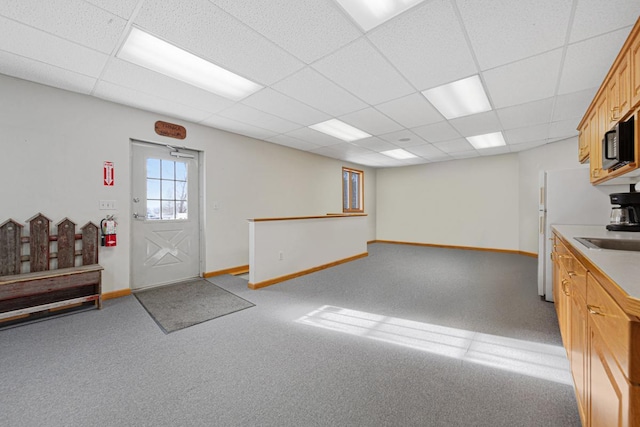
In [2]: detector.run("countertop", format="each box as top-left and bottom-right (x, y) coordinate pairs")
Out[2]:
(552, 225), (640, 304)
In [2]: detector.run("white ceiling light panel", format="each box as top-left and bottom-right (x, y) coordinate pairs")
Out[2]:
(334, 0), (426, 32)
(309, 119), (371, 142)
(118, 27), (262, 101)
(422, 75), (492, 120)
(466, 132), (506, 149)
(380, 148), (418, 159)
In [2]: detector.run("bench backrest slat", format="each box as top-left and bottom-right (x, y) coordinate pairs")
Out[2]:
(0, 220), (23, 276)
(57, 219), (76, 269)
(81, 223), (99, 266)
(29, 214), (50, 272)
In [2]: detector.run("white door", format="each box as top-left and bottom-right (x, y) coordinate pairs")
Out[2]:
(131, 141), (201, 289)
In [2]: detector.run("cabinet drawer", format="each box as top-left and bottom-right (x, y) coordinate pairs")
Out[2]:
(587, 273), (640, 383)
(561, 254), (587, 302)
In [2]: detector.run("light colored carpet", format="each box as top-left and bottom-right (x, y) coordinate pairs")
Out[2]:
(0, 243), (580, 426)
(134, 278), (254, 333)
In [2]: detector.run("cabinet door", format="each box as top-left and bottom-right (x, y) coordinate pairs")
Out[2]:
(578, 118), (590, 163)
(631, 29), (640, 108)
(589, 328), (624, 427)
(590, 95), (608, 182)
(570, 294), (588, 424)
(617, 53), (631, 116)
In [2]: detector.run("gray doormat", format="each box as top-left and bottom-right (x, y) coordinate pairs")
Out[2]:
(134, 278), (254, 333)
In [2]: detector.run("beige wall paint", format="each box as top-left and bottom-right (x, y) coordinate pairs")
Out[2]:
(0, 75), (376, 292)
(376, 154), (520, 250)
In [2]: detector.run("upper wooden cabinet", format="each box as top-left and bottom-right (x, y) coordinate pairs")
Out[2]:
(577, 18), (640, 183)
(632, 27), (640, 108)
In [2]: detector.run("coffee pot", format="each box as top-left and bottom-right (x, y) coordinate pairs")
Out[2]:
(606, 192), (640, 232)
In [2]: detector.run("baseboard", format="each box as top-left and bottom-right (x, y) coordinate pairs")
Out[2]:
(102, 289), (132, 300)
(248, 252), (368, 290)
(370, 240), (538, 258)
(203, 265), (250, 278)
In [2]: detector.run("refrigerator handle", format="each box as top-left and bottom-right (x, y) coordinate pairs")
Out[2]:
(539, 187), (544, 205)
(539, 216), (544, 234)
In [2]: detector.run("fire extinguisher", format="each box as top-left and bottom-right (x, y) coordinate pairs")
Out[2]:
(101, 215), (117, 247)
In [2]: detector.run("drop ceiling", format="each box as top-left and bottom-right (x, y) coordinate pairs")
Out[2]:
(0, 0), (638, 168)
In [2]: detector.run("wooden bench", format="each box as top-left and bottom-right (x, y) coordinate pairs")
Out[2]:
(0, 213), (103, 324)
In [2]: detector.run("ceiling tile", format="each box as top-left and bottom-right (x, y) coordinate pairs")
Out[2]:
(265, 134), (323, 152)
(348, 152), (402, 167)
(0, 0), (126, 53)
(478, 146), (510, 156)
(312, 37), (414, 105)
(210, 0), (361, 64)
(552, 88), (598, 122)
(412, 121), (461, 143)
(496, 98), (554, 130)
(450, 150), (480, 159)
(558, 28), (630, 95)
(378, 130), (426, 147)
(218, 104), (302, 134)
(509, 140), (548, 152)
(548, 118), (579, 140)
(350, 137), (399, 152)
(434, 138), (475, 153)
(84, 0), (140, 19)
(457, 0), (573, 70)
(0, 50), (96, 94)
(483, 49), (563, 109)
(241, 88), (330, 126)
(94, 81), (213, 122)
(101, 59), (235, 113)
(285, 127), (344, 147)
(368, 0), (477, 90)
(0, 16), (109, 78)
(570, 0), (640, 43)
(135, 0), (304, 86)
(340, 107), (403, 135)
(199, 115), (278, 140)
(504, 123), (550, 145)
(272, 67), (368, 117)
(449, 111), (501, 137)
(406, 143), (448, 159)
(375, 93), (444, 128)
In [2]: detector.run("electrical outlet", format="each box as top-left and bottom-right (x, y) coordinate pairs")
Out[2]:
(279, 251), (284, 261)
(99, 200), (116, 210)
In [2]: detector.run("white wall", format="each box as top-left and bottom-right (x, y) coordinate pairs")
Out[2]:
(0, 75), (376, 293)
(516, 138), (583, 254)
(376, 154), (520, 250)
(249, 215), (367, 285)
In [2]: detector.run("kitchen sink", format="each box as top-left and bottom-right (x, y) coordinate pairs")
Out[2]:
(575, 237), (640, 252)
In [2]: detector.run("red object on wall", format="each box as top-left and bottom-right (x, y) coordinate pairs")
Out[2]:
(104, 234), (117, 247)
(103, 161), (114, 186)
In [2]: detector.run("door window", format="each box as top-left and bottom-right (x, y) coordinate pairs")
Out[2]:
(146, 158), (188, 220)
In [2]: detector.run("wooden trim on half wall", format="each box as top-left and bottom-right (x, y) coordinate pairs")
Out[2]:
(102, 289), (132, 301)
(370, 240), (538, 258)
(248, 252), (368, 290)
(204, 265), (250, 278)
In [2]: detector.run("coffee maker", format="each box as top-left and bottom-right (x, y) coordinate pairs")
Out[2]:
(606, 192), (640, 231)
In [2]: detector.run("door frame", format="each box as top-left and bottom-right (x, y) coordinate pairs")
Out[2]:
(129, 138), (205, 289)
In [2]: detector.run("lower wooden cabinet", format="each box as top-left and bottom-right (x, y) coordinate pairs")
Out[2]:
(552, 234), (640, 427)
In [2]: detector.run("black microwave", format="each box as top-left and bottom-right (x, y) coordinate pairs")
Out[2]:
(602, 116), (634, 170)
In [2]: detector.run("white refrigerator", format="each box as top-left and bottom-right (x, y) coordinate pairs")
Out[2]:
(537, 168), (627, 301)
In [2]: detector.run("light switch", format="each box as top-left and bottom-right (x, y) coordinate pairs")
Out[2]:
(99, 200), (116, 210)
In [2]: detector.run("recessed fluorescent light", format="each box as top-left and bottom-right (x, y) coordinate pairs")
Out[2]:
(466, 132), (506, 149)
(335, 0), (426, 32)
(309, 119), (371, 142)
(118, 27), (262, 101)
(422, 75), (491, 120)
(380, 148), (418, 159)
